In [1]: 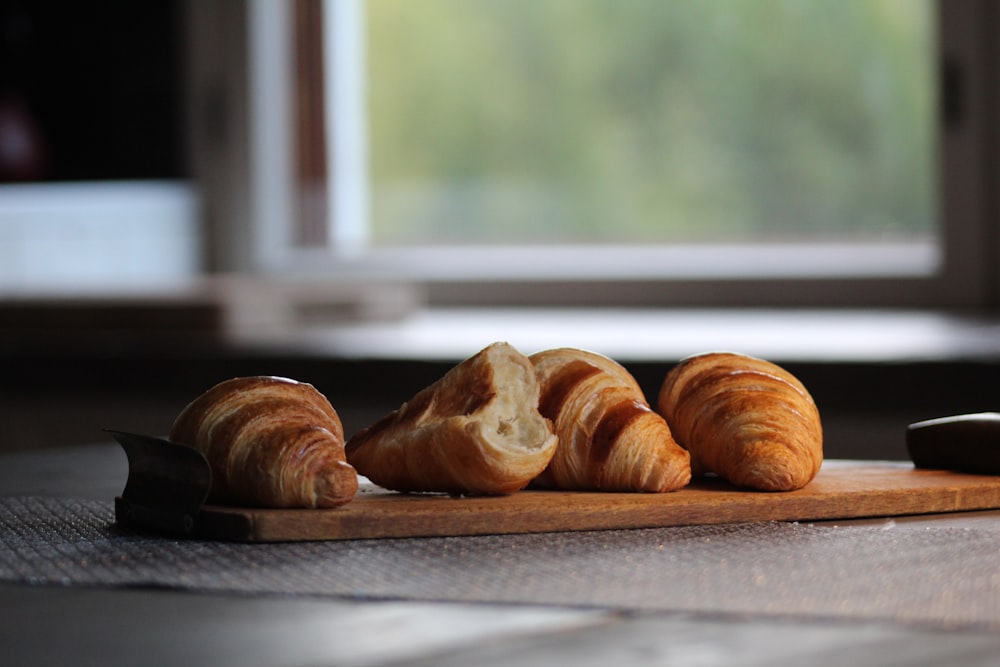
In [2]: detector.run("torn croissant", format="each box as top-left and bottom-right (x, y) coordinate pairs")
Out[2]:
(346, 342), (558, 495)
(529, 348), (691, 492)
(169, 376), (358, 508)
(657, 352), (823, 491)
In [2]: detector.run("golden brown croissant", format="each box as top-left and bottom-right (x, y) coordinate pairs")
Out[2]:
(345, 341), (558, 495)
(169, 376), (358, 508)
(529, 348), (691, 492)
(657, 352), (823, 491)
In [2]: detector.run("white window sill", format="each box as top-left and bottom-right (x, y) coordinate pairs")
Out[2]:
(3, 273), (999, 365)
(227, 306), (1000, 365)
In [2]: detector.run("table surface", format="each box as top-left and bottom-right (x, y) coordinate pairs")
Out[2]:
(5, 444), (1000, 667)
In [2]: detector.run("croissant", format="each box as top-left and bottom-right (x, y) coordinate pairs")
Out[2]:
(169, 375), (358, 508)
(346, 341), (558, 495)
(529, 348), (691, 492)
(657, 352), (823, 491)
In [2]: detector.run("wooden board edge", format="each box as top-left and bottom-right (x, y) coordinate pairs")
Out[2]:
(191, 478), (1000, 542)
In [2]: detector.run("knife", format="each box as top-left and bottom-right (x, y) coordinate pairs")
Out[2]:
(108, 430), (212, 535)
(906, 412), (1000, 475)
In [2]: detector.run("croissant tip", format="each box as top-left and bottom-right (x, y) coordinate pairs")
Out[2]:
(309, 461), (360, 508)
(735, 452), (817, 492)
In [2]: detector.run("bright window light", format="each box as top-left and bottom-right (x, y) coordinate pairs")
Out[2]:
(362, 0), (935, 249)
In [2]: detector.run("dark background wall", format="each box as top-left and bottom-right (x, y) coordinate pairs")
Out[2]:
(0, 0), (185, 182)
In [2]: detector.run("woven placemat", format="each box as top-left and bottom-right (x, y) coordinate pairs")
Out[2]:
(2, 496), (998, 630)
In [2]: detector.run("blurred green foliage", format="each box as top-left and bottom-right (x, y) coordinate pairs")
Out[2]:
(367, 0), (934, 246)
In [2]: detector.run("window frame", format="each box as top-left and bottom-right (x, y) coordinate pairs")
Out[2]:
(185, 0), (1000, 310)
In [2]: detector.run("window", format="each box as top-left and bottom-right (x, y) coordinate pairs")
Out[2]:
(0, 1), (197, 290)
(189, 0), (998, 308)
(366, 1), (934, 248)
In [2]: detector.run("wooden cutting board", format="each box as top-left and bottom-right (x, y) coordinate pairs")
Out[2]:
(185, 461), (1000, 542)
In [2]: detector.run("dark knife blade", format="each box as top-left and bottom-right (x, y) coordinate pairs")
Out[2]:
(907, 412), (1000, 475)
(108, 430), (212, 535)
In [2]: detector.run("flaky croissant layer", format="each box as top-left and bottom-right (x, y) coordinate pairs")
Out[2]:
(169, 376), (358, 508)
(530, 348), (691, 493)
(657, 352), (823, 491)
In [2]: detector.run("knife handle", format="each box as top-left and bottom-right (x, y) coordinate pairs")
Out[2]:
(906, 412), (1000, 475)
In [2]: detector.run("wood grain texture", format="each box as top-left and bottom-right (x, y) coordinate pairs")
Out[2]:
(190, 461), (1000, 542)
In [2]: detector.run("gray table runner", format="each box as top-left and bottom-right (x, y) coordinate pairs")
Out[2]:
(2, 496), (998, 631)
